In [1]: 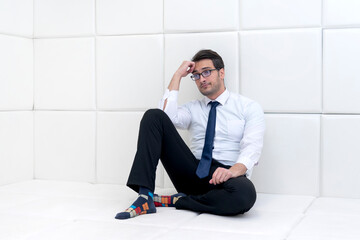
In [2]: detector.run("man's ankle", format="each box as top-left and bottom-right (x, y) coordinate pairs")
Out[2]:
(153, 193), (186, 207)
(115, 187), (156, 220)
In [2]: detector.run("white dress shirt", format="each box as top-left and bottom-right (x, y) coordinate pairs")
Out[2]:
(158, 89), (265, 177)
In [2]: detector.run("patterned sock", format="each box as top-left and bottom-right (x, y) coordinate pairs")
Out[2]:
(153, 193), (186, 207)
(115, 187), (156, 220)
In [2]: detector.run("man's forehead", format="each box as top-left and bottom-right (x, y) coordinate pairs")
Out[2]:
(193, 59), (214, 72)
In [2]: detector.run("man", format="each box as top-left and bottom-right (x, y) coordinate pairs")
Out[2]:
(115, 49), (265, 219)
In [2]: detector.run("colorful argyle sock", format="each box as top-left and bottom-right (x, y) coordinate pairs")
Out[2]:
(153, 193), (186, 207)
(115, 187), (156, 220)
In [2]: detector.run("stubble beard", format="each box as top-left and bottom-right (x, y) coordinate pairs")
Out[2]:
(198, 76), (222, 98)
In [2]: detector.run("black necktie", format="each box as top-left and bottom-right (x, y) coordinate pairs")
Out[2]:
(196, 101), (220, 178)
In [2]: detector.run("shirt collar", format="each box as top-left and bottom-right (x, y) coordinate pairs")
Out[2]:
(203, 89), (229, 106)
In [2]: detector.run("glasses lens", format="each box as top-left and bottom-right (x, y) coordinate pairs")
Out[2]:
(202, 70), (211, 77)
(192, 74), (200, 80)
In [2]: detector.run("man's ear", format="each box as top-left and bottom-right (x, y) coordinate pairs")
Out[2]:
(219, 68), (225, 80)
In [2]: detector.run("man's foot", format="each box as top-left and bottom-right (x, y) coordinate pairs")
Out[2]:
(153, 193), (186, 207)
(115, 188), (156, 220)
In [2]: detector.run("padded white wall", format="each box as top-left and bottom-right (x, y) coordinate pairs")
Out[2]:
(0, 0), (33, 185)
(1, 0), (360, 198)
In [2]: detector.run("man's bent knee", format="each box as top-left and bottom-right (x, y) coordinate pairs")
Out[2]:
(222, 177), (257, 215)
(141, 109), (168, 125)
(143, 108), (166, 119)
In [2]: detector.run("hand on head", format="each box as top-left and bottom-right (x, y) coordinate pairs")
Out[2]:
(175, 61), (196, 78)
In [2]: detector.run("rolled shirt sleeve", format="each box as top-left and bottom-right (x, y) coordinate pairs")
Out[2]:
(158, 89), (191, 130)
(236, 102), (265, 173)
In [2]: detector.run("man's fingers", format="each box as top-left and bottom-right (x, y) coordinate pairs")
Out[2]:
(178, 61), (196, 77)
(186, 63), (195, 75)
(212, 168), (224, 185)
(217, 171), (225, 184)
(210, 170), (218, 185)
(220, 172), (227, 183)
(188, 62), (195, 72)
(220, 172), (230, 184)
(209, 168), (234, 185)
(223, 172), (231, 182)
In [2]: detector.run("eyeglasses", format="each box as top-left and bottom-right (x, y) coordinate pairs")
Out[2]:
(190, 69), (219, 81)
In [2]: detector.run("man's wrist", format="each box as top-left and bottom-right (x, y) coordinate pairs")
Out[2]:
(173, 72), (183, 79)
(229, 163), (247, 177)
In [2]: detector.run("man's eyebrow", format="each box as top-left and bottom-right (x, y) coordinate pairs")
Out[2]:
(192, 67), (212, 73)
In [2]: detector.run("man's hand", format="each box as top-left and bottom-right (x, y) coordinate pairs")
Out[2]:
(209, 163), (247, 185)
(209, 167), (234, 185)
(175, 61), (196, 78)
(163, 61), (196, 110)
(168, 61), (195, 91)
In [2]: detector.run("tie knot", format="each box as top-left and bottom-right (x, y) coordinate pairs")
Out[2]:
(209, 101), (220, 108)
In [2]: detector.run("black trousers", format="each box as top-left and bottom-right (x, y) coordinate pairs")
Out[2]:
(127, 109), (257, 216)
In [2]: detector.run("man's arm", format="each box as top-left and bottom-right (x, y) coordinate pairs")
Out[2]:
(158, 61), (195, 129)
(209, 102), (265, 185)
(162, 61), (195, 110)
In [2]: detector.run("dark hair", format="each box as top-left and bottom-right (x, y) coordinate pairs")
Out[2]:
(191, 49), (225, 70)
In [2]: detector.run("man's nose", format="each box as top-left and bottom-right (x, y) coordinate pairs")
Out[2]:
(199, 74), (206, 82)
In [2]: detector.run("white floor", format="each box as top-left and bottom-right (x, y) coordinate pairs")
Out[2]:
(1, 180), (360, 240)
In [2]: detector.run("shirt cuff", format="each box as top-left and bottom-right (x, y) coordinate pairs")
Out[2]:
(167, 89), (178, 101)
(236, 156), (256, 171)
(162, 89), (178, 100)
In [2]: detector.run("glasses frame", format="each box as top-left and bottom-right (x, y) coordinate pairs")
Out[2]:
(190, 68), (219, 81)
